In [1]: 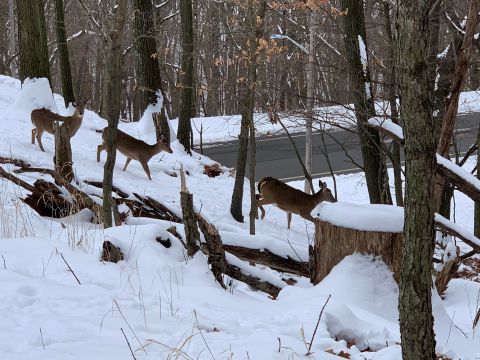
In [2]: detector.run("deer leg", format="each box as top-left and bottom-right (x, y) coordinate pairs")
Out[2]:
(255, 196), (270, 220)
(287, 212), (292, 229)
(36, 131), (45, 152)
(96, 144), (105, 162)
(31, 128), (37, 144)
(140, 161), (152, 180)
(122, 158), (132, 171)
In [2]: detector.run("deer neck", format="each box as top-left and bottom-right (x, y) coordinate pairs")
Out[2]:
(312, 189), (324, 204)
(149, 141), (165, 157)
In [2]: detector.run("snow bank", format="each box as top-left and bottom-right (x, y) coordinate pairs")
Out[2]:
(313, 202), (404, 232)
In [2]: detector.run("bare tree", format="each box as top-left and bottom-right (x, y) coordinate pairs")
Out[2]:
(177, 0), (194, 153)
(102, 0), (128, 228)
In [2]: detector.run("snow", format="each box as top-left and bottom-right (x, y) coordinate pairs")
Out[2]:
(0, 74), (480, 359)
(436, 153), (480, 192)
(368, 117), (404, 140)
(313, 202), (404, 233)
(435, 213), (480, 249)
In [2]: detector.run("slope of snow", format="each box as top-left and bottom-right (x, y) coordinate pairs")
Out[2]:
(0, 75), (479, 359)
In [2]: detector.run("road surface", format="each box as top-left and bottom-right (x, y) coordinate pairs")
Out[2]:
(203, 114), (479, 181)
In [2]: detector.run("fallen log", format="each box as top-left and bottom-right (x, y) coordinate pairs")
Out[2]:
(436, 157), (480, 203)
(197, 214), (281, 298)
(223, 244), (309, 277)
(0, 156), (31, 168)
(132, 193), (182, 223)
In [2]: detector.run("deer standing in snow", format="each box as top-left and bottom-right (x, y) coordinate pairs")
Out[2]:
(96, 127), (173, 180)
(31, 99), (88, 152)
(256, 177), (337, 229)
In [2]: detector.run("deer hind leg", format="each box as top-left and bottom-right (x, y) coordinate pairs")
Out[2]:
(96, 144), (106, 162)
(36, 130), (45, 152)
(140, 161), (152, 180)
(31, 128), (37, 144)
(287, 212), (292, 229)
(122, 158), (132, 171)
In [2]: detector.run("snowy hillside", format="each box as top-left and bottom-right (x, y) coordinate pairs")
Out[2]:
(0, 75), (479, 359)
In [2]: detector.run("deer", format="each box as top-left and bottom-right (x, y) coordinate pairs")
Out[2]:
(256, 177), (337, 229)
(97, 127), (173, 180)
(31, 99), (88, 152)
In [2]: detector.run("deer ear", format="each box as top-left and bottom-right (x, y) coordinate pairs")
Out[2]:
(159, 134), (165, 141)
(322, 181), (327, 189)
(72, 101), (78, 107)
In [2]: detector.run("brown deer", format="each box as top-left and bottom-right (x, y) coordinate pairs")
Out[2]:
(256, 177), (337, 229)
(97, 127), (173, 180)
(31, 99), (88, 152)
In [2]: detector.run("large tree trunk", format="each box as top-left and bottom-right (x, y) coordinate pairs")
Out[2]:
(54, 0), (75, 107)
(102, 0), (128, 228)
(396, 1), (437, 359)
(340, 0), (392, 205)
(17, 0), (51, 83)
(177, 0), (194, 153)
(133, 0), (165, 114)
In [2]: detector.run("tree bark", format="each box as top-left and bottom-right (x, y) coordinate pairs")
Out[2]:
(17, 0), (51, 83)
(133, 0), (165, 113)
(54, 121), (73, 182)
(230, 0), (267, 224)
(102, 0), (128, 228)
(475, 125), (480, 237)
(177, 0), (194, 153)
(397, 0), (437, 358)
(340, 0), (392, 205)
(383, 1), (403, 207)
(54, 0), (75, 107)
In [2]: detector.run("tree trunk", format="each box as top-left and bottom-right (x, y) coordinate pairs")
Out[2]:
(383, 2), (403, 207)
(54, 0), (75, 107)
(102, 0), (128, 228)
(230, 0), (267, 224)
(17, 0), (51, 83)
(397, 1), (437, 359)
(475, 125), (480, 237)
(54, 121), (73, 182)
(340, 0), (392, 205)
(177, 0), (194, 153)
(133, 0), (165, 114)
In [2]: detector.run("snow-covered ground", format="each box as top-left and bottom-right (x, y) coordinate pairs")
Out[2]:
(0, 75), (479, 359)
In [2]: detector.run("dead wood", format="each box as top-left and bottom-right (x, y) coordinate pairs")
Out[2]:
(132, 193), (182, 223)
(197, 214), (281, 298)
(0, 156), (31, 168)
(101, 240), (124, 263)
(436, 162), (480, 203)
(223, 244), (309, 277)
(311, 219), (403, 284)
(366, 122), (405, 145)
(83, 180), (129, 198)
(203, 163), (223, 178)
(180, 165), (200, 257)
(435, 220), (480, 253)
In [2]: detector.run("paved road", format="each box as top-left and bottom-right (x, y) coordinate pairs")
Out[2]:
(203, 114), (480, 181)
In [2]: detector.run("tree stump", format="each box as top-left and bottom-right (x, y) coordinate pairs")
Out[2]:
(54, 121), (73, 182)
(310, 219), (404, 284)
(101, 240), (124, 263)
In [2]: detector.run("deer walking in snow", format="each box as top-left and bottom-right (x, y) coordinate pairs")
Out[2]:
(97, 127), (173, 180)
(256, 177), (336, 229)
(31, 99), (88, 152)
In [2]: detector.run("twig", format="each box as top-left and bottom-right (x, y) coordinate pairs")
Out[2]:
(194, 309), (216, 360)
(121, 327), (137, 360)
(306, 294), (331, 355)
(113, 300), (147, 354)
(60, 253), (81, 285)
(1, 254), (5, 270)
(40, 328), (45, 349)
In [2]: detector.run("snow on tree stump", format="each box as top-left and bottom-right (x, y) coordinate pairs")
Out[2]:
(310, 203), (404, 285)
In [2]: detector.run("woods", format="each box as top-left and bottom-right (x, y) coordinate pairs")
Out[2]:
(1, 0), (480, 359)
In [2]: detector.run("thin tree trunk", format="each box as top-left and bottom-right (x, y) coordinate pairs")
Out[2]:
(17, 0), (51, 83)
(230, 0), (267, 224)
(475, 124), (480, 237)
(383, 1), (403, 207)
(177, 0), (194, 153)
(133, 0), (165, 114)
(102, 0), (128, 228)
(341, 0), (392, 205)
(397, 1), (437, 359)
(54, 0), (75, 107)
